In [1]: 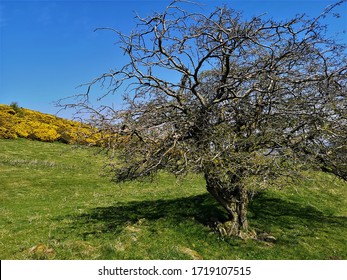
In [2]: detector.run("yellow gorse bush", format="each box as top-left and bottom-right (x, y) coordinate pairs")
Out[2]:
(0, 104), (106, 145)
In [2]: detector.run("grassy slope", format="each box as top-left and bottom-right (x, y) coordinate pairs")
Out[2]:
(0, 138), (346, 260)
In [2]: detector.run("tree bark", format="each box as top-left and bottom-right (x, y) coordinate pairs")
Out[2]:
(205, 173), (250, 238)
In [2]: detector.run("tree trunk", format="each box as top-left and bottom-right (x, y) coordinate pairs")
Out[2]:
(205, 173), (250, 238)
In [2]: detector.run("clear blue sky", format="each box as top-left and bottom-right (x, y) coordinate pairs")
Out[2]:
(0, 0), (346, 118)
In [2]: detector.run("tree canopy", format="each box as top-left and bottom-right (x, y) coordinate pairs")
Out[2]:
(65, 0), (347, 237)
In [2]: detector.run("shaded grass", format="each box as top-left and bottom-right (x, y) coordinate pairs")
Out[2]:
(1, 138), (346, 259)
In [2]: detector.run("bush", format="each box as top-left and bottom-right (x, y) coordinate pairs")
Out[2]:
(0, 103), (127, 145)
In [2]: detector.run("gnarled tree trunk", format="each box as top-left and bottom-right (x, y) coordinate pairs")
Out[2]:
(205, 173), (250, 238)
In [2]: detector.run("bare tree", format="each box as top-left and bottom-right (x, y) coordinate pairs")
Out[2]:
(64, 1), (347, 238)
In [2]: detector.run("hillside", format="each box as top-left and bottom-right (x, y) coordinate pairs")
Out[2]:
(1, 138), (347, 259)
(0, 103), (98, 144)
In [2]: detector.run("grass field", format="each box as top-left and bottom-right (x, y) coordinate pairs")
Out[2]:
(1, 138), (346, 259)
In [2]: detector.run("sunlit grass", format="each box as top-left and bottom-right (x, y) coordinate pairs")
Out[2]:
(1, 138), (346, 259)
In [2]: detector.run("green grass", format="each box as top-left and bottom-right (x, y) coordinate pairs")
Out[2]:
(1, 138), (346, 259)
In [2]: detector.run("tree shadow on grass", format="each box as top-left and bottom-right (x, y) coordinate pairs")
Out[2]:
(65, 192), (347, 242)
(248, 193), (347, 239)
(67, 194), (225, 239)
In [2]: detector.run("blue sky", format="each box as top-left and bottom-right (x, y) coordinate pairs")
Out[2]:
(0, 0), (346, 118)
